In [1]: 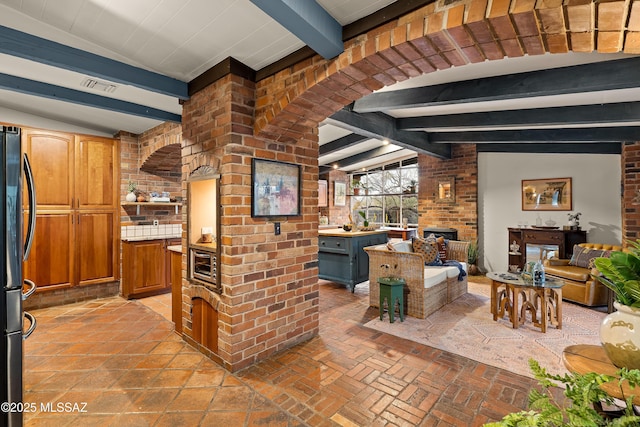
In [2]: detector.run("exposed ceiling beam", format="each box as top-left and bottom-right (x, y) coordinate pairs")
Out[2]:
(256, 0), (436, 81)
(476, 143), (621, 154)
(325, 145), (403, 169)
(398, 102), (640, 131)
(429, 127), (640, 143)
(0, 25), (188, 99)
(0, 73), (181, 123)
(327, 108), (451, 159)
(320, 133), (369, 155)
(354, 57), (640, 112)
(250, 0), (342, 59)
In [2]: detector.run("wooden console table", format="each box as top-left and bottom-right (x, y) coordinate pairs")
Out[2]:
(508, 227), (586, 270)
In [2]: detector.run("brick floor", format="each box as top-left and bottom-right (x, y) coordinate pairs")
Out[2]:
(23, 279), (540, 425)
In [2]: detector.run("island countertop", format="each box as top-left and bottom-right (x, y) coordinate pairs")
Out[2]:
(318, 229), (388, 238)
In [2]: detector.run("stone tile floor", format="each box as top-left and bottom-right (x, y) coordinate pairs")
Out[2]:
(24, 279), (539, 426)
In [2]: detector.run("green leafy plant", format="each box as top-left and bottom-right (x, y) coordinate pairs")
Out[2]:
(468, 239), (479, 265)
(127, 180), (137, 193)
(358, 210), (369, 227)
(593, 239), (640, 308)
(485, 359), (640, 426)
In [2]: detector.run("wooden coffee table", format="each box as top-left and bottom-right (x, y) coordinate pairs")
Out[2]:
(488, 271), (564, 333)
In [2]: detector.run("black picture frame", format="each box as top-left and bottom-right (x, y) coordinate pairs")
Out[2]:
(251, 158), (301, 217)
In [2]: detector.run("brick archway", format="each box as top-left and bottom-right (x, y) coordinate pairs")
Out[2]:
(254, 0), (637, 140)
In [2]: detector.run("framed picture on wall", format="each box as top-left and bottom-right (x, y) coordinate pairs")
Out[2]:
(251, 158), (301, 217)
(522, 177), (572, 211)
(318, 180), (328, 207)
(334, 182), (346, 206)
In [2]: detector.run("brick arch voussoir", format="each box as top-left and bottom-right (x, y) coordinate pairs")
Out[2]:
(255, 0), (633, 140)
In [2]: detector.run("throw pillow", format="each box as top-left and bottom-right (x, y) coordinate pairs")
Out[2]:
(569, 245), (612, 269)
(425, 233), (448, 262)
(412, 236), (441, 266)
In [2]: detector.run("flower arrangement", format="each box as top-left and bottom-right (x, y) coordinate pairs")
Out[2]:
(567, 212), (582, 226)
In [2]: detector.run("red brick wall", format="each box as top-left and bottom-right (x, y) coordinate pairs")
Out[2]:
(117, 126), (182, 225)
(181, 75), (319, 372)
(417, 144), (478, 242)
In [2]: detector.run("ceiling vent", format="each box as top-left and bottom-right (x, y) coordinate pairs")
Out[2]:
(81, 78), (118, 93)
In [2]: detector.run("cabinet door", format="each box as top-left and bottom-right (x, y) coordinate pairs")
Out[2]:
(122, 241), (166, 298)
(22, 129), (74, 210)
(192, 298), (218, 353)
(77, 211), (118, 286)
(23, 213), (74, 290)
(76, 135), (118, 209)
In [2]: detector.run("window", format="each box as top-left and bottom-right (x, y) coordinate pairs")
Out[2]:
(350, 158), (418, 228)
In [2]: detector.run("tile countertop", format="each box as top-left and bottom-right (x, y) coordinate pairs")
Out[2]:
(122, 234), (181, 242)
(121, 224), (182, 242)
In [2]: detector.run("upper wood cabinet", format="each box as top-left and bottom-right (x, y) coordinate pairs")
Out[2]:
(22, 129), (74, 210)
(23, 130), (119, 211)
(76, 135), (119, 210)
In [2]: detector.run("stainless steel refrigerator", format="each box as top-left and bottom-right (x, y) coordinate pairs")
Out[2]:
(1, 126), (37, 427)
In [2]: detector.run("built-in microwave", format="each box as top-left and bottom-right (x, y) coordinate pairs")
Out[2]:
(189, 246), (217, 286)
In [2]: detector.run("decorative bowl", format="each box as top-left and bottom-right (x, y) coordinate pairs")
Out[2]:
(545, 219), (557, 226)
(343, 224), (353, 231)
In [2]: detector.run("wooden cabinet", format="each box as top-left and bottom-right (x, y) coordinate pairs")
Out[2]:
(318, 230), (388, 292)
(170, 249), (183, 334)
(122, 238), (180, 299)
(23, 213), (74, 291)
(508, 227), (587, 270)
(22, 128), (120, 291)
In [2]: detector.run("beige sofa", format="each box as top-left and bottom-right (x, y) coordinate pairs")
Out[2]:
(543, 243), (622, 307)
(365, 240), (469, 319)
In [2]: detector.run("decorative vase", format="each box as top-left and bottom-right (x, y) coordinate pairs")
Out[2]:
(600, 301), (640, 369)
(125, 192), (137, 202)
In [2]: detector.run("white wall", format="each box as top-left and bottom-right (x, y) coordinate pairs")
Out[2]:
(478, 152), (621, 273)
(0, 107), (113, 137)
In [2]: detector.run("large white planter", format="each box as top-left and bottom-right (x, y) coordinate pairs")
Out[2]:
(125, 192), (137, 202)
(600, 301), (640, 369)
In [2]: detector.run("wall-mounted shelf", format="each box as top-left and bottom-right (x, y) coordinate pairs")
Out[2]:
(122, 202), (182, 215)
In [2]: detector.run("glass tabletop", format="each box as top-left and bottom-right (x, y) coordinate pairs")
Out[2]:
(487, 271), (564, 288)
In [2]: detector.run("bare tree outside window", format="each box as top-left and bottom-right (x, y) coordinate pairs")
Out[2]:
(350, 159), (418, 228)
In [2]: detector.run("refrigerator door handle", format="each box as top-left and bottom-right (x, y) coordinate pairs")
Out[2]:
(22, 279), (36, 300)
(23, 312), (36, 340)
(23, 153), (36, 261)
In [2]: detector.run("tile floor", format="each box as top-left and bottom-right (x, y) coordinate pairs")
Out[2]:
(23, 279), (539, 426)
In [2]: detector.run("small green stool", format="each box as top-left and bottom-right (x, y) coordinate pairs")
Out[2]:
(378, 277), (405, 323)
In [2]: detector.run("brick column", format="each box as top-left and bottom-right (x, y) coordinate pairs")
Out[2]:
(181, 74), (320, 371)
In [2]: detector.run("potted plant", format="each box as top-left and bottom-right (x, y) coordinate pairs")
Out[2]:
(593, 240), (640, 369)
(126, 180), (137, 202)
(486, 359), (640, 426)
(358, 210), (369, 228)
(351, 179), (361, 196)
(467, 239), (480, 275)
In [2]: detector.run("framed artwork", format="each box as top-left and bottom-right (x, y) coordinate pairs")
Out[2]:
(334, 182), (346, 206)
(318, 180), (328, 207)
(438, 179), (454, 202)
(522, 177), (572, 211)
(251, 158), (301, 217)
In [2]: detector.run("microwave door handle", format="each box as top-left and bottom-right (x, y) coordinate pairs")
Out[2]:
(23, 153), (36, 261)
(23, 312), (36, 340)
(23, 279), (36, 300)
